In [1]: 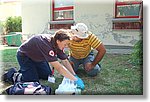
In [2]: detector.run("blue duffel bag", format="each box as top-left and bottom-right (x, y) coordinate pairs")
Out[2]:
(6, 82), (51, 95)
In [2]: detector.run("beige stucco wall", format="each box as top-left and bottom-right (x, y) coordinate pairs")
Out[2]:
(74, 0), (141, 46)
(22, 0), (50, 35)
(21, 0), (141, 46)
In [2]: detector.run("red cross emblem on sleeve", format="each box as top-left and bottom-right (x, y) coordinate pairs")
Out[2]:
(49, 50), (54, 56)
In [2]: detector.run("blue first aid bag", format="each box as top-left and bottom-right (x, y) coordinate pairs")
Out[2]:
(6, 82), (51, 95)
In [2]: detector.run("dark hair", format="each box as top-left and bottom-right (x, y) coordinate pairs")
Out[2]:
(54, 29), (70, 42)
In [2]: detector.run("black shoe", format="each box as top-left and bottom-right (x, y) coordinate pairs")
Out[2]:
(1, 68), (17, 84)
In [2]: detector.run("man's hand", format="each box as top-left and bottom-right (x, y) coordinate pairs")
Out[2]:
(85, 62), (95, 72)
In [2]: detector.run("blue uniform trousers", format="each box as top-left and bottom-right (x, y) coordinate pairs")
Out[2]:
(17, 52), (52, 82)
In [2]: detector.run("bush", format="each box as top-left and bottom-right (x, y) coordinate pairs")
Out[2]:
(4, 16), (22, 33)
(0, 20), (4, 33)
(131, 38), (143, 66)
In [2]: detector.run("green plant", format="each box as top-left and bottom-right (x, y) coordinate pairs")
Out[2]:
(4, 16), (22, 33)
(0, 20), (5, 32)
(0, 20), (3, 33)
(131, 38), (143, 66)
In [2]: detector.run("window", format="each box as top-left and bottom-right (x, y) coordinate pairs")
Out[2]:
(50, 0), (74, 29)
(52, 0), (74, 20)
(113, 0), (143, 29)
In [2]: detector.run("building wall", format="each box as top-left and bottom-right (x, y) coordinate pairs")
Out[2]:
(21, 0), (141, 47)
(22, 0), (50, 35)
(74, 0), (141, 46)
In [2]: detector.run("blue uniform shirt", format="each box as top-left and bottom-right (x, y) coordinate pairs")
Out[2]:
(18, 34), (68, 62)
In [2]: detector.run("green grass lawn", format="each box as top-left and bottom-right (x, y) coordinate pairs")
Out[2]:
(0, 46), (143, 95)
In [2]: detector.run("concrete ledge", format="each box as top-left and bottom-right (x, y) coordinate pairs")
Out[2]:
(105, 45), (133, 54)
(105, 45), (133, 49)
(49, 20), (75, 24)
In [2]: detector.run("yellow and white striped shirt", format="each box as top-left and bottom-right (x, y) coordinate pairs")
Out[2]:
(68, 32), (102, 59)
